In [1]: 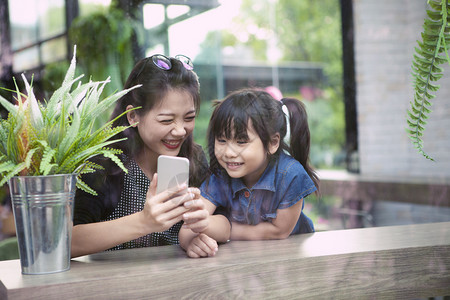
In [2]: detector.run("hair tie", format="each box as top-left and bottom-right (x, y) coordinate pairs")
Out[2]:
(281, 104), (291, 147)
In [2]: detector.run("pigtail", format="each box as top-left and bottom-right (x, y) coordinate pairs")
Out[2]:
(281, 98), (320, 193)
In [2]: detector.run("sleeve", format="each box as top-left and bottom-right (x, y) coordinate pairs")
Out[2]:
(199, 174), (231, 208)
(73, 159), (123, 225)
(278, 161), (317, 210)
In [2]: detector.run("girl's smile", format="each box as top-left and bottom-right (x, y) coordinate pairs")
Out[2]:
(225, 161), (244, 171)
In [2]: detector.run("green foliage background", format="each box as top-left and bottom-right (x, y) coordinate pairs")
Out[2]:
(43, 3), (144, 129)
(40, 0), (345, 169)
(195, 0), (345, 168)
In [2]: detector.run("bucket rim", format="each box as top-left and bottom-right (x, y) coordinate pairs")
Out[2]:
(9, 173), (78, 180)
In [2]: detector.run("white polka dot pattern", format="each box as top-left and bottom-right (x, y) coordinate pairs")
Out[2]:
(105, 157), (181, 250)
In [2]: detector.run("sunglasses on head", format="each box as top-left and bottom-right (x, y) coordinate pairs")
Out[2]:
(151, 54), (194, 71)
(130, 54), (194, 85)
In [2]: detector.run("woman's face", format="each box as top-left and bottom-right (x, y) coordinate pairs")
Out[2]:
(128, 89), (196, 161)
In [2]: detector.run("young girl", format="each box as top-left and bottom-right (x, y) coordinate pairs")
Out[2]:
(72, 54), (228, 257)
(180, 88), (319, 257)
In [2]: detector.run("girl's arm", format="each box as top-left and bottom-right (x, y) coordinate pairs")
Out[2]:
(179, 198), (231, 256)
(230, 199), (303, 240)
(184, 198), (231, 242)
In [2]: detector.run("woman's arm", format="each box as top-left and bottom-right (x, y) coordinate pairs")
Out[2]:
(72, 212), (150, 257)
(71, 175), (204, 257)
(231, 199), (303, 240)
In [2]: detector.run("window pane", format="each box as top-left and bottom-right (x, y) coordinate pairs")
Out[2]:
(143, 4), (165, 29)
(41, 37), (67, 64)
(79, 0), (112, 16)
(12, 47), (39, 73)
(38, 0), (66, 40)
(9, 0), (66, 50)
(9, 0), (38, 50)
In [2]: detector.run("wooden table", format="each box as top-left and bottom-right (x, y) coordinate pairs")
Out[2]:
(1, 222), (449, 299)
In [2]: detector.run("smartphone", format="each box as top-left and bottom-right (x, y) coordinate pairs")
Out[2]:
(156, 155), (190, 194)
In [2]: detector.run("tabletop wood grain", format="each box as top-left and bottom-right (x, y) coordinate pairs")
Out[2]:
(1, 222), (449, 299)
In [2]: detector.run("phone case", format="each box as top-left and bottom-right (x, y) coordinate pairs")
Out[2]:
(156, 155), (189, 194)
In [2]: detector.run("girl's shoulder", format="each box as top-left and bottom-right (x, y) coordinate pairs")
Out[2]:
(200, 170), (234, 207)
(201, 169), (234, 193)
(277, 152), (305, 173)
(276, 153), (317, 194)
(204, 169), (230, 186)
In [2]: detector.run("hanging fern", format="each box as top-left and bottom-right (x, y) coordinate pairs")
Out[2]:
(408, 0), (450, 161)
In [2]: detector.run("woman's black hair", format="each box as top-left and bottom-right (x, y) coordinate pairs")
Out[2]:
(109, 56), (206, 185)
(207, 88), (319, 192)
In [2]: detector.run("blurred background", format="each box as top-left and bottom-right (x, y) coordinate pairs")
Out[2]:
(0, 0), (449, 258)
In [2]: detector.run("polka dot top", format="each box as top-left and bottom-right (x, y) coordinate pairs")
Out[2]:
(105, 157), (181, 250)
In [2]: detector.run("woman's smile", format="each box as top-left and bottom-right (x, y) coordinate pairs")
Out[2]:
(162, 139), (183, 150)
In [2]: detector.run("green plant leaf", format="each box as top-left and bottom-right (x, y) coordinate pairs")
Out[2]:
(0, 45), (140, 194)
(75, 177), (98, 196)
(408, 0), (450, 160)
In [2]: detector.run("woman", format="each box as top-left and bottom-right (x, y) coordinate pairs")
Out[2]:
(72, 54), (221, 257)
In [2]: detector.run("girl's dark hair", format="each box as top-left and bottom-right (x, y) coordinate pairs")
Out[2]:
(110, 56), (205, 184)
(207, 88), (319, 191)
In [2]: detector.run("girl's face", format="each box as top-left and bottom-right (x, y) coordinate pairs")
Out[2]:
(127, 89), (196, 162)
(214, 121), (279, 188)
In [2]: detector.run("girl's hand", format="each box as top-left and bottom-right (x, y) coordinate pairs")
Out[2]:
(185, 233), (218, 258)
(140, 174), (195, 233)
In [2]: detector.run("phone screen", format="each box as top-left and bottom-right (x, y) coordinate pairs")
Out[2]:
(156, 155), (189, 194)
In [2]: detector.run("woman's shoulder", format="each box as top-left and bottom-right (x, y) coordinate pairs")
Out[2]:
(78, 154), (127, 193)
(74, 155), (126, 225)
(88, 153), (129, 173)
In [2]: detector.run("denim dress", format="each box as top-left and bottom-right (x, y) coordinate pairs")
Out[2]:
(201, 152), (316, 234)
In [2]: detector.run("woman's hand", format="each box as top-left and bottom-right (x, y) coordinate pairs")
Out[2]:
(140, 173), (200, 233)
(185, 233), (218, 258)
(182, 198), (209, 233)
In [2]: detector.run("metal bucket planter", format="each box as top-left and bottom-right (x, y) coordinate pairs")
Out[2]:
(8, 174), (77, 274)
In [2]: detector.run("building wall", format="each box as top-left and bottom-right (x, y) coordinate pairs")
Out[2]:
(353, 0), (450, 181)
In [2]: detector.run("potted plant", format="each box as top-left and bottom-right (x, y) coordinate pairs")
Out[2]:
(0, 46), (139, 274)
